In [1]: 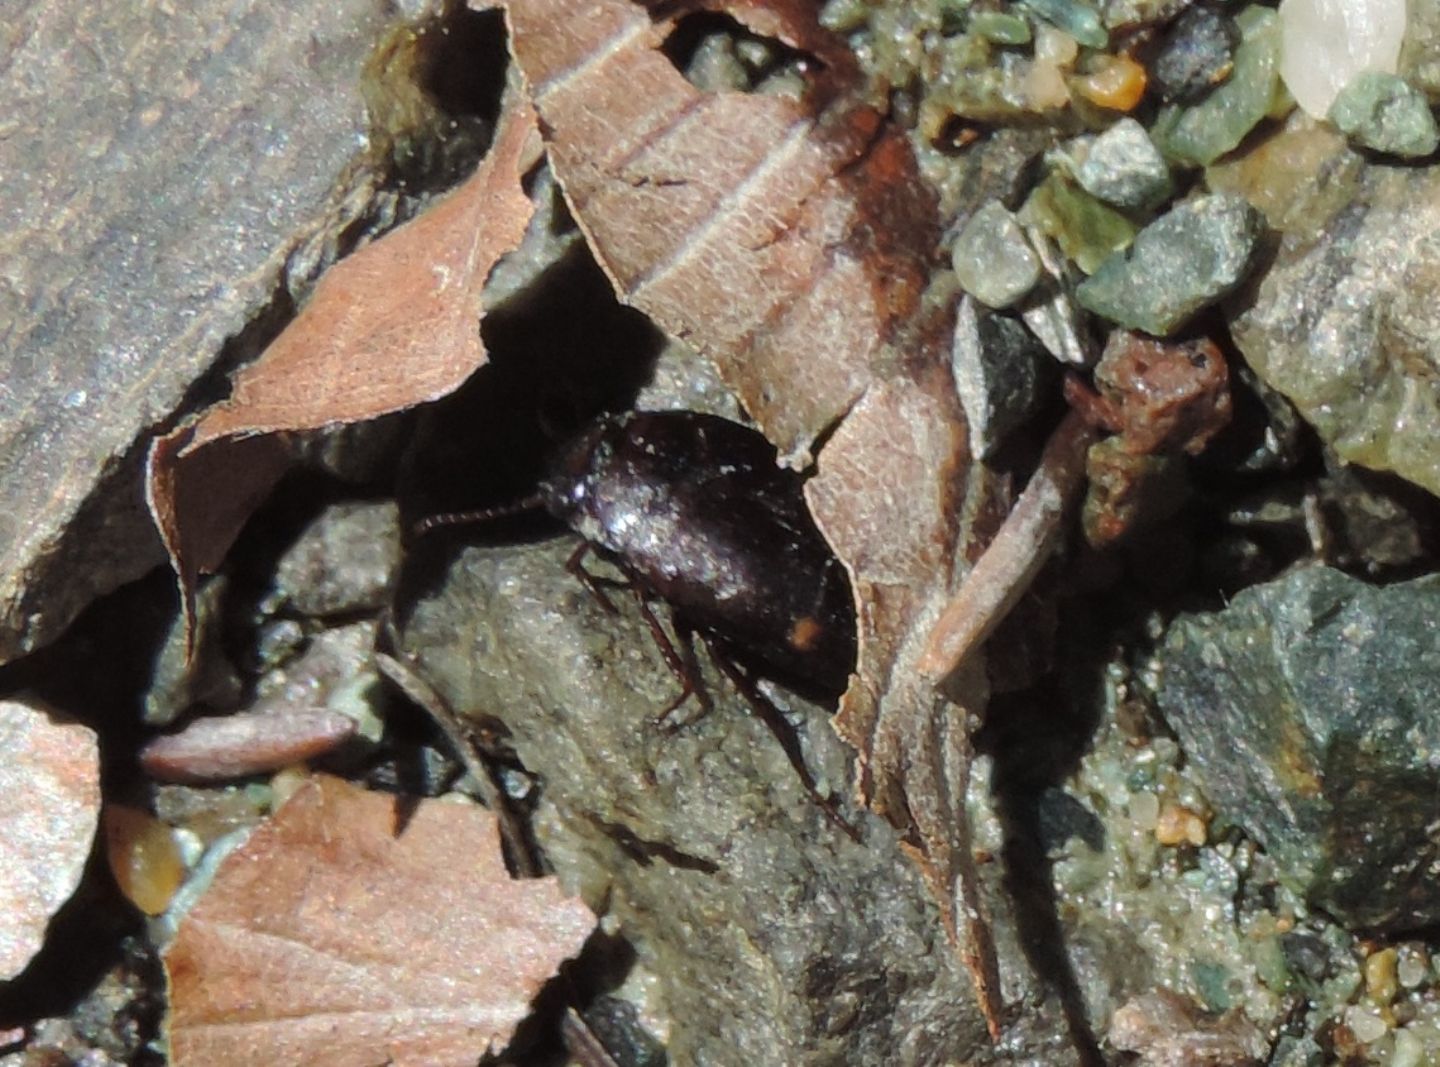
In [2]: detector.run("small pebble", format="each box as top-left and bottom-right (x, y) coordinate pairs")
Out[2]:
(1021, 0), (1107, 49)
(1074, 118), (1173, 211)
(1155, 802), (1208, 846)
(105, 806), (185, 916)
(1365, 946), (1400, 1004)
(952, 201), (1042, 309)
(1074, 55), (1147, 111)
(141, 708), (358, 783)
(1344, 1004), (1390, 1044)
(1328, 72), (1439, 158)
(1151, 5), (1242, 103)
(1076, 192), (1263, 336)
(970, 11), (1032, 45)
(1395, 944), (1431, 989)
(1279, 0), (1407, 118)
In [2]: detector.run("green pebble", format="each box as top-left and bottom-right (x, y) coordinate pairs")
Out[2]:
(1075, 192), (1263, 335)
(1019, 0), (1108, 49)
(1022, 173), (1137, 275)
(969, 11), (1032, 45)
(1328, 72), (1440, 159)
(1151, 5), (1279, 166)
(951, 200), (1042, 309)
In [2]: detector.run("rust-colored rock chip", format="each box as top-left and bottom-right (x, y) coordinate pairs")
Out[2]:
(164, 774), (594, 1067)
(504, 0), (939, 463)
(146, 100), (540, 639)
(140, 708), (358, 783)
(0, 700), (100, 980)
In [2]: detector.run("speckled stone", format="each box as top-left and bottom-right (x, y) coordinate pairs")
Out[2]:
(1151, 4), (1243, 103)
(1328, 71), (1439, 157)
(1158, 566), (1440, 932)
(1020, 0), (1108, 47)
(1074, 118), (1174, 210)
(1075, 192), (1263, 335)
(951, 200), (1043, 309)
(1152, 5), (1281, 166)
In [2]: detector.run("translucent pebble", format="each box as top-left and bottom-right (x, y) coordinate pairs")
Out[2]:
(1278, 0), (1407, 117)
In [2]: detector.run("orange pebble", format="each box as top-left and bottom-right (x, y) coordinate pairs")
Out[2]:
(104, 805), (185, 915)
(1154, 803), (1207, 847)
(1076, 55), (1148, 111)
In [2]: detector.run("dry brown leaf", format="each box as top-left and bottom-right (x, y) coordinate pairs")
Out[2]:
(146, 100), (541, 639)
(507, 0), (1018, 1034)
(505, 0), (939, 464)
(164, 774), (594, 1067)
(0, 700), (100, 980)
(140, 707), (358, 783)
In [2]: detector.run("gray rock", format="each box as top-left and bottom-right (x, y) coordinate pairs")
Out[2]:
(397, 537), (1006, 1063)
(1074, 118), (1174, 211)
(950, 297), (1050, 460)
(951, 200), (1042, 309)
(0, 0), (422, 663)
(1076, 193), (1263, 335)
(1229, 161), (1440, 497)
(1328, 72), (1439, 159)
(273, 501), (402, 618)
(1157, 566), (1440, 931)
(1150, 4), (1243, 104)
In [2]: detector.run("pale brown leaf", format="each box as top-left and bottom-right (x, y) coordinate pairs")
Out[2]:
(164, 774), (594, 1067)
(0, 700), (100, 980)
(505, 0), (939, 463)
(145, 100), (540, 642)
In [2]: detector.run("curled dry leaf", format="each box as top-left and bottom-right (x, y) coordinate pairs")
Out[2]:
(146, 100), (541, 640)
(164, 774), (594, 1067)
(0, 700), (100, 980)
(504, 0), (939, 464)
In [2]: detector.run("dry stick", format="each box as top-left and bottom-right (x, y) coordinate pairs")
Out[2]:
(917, 410), (1096, 1041)
(373, 649), (541, 878)
(560, 1008), (622, 1067)
(920, 410), (1097, 687)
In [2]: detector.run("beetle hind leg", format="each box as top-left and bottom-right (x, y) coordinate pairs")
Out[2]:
(629, 592), (713, 729)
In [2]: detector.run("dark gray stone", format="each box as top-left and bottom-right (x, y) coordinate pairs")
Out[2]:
(1157, 566), (1440, 931)
(950, 297), (1050, 460)
(273, 501), (402, 618)
(0, 0), (421, 663)
(1151, 4), (1242, 103)
(1076, 192), (1263, 335)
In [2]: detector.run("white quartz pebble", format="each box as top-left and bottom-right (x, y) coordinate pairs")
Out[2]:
(1278, 0), (1408, 117)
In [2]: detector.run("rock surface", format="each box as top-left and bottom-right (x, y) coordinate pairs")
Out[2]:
(1230, 156), (1440, 497)
(1157, 566), (1440, 931)
(0, 0), (415, 663)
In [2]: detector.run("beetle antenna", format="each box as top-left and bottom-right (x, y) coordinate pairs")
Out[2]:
(411, 490), (548, 539)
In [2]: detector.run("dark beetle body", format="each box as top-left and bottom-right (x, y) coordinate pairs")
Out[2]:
(538, 411), (856, 698)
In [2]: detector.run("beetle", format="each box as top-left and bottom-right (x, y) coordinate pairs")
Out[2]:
(415, 409), (859, 831)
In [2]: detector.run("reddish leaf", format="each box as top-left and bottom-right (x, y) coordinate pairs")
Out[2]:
(0, 700), (100, 980)
(146, 101), (540, 640)
(164, 774), (594, 1067)
(504, 0), (939, 463)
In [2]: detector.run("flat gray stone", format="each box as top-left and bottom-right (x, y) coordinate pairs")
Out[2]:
(1076, 192), (1263, 336)
(1158, 566), (1440, 931)
(0, 0), (419, 662)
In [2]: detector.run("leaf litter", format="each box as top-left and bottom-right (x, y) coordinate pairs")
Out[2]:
(163, 774), (594, 1067)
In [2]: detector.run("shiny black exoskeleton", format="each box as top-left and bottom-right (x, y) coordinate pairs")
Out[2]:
(539, 411), (856, 699)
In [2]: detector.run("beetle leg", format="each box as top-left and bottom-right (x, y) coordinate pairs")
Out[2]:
(627, 590), (713, 728)
(565, 540), (620, 614)
(703, 636), (861, 844)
